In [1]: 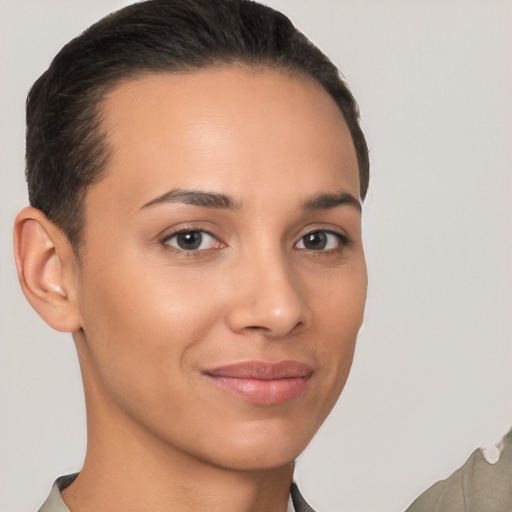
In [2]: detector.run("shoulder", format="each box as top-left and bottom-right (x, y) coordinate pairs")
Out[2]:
(405, 429), (512, 512)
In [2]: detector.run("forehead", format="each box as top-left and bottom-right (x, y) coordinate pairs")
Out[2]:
(90, 66), (359, 214)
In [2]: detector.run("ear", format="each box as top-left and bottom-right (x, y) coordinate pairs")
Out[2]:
(13, 206), (82, 332)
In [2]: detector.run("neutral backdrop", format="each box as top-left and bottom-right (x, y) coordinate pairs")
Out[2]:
(1, 1), (510, 511)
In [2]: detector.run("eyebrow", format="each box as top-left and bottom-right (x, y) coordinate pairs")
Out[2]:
(140, 189), (240, 210)
(139, 188), (361, 213)
(303, 191), (362, 213)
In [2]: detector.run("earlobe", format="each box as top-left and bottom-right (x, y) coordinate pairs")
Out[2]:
(13, 207), (82, 333)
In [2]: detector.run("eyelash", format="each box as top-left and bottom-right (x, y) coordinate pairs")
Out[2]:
(161, 227), (224, 255)
(160, 227), (349, 255)
(295, 229), (349, 254)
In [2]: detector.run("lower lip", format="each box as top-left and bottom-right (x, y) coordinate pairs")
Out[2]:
(206, 375), (311, 405)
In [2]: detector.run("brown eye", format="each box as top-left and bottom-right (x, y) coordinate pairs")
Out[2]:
(163, 230), (219, 251)
(296, 230), (344, 251)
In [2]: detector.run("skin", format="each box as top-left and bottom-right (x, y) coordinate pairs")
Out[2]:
(14, 67), (367, 512)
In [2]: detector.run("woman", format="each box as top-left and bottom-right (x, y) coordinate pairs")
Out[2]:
(13, 1), (368, 510)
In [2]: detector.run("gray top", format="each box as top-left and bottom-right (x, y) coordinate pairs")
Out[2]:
(406, 428), (512, 512)
(38, 474), (314, 512)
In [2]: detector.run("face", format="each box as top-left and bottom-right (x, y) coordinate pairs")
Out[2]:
(73, 67), (367, 471)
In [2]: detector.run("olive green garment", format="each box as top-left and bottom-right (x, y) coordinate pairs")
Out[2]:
(37, 474), (315, 512)
(406, 429), (512, 512)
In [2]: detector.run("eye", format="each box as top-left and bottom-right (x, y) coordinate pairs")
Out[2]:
(162, 230), (221, 251)
(295, 230), (345, 252)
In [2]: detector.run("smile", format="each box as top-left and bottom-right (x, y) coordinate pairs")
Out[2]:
(203, 360), (314, 405)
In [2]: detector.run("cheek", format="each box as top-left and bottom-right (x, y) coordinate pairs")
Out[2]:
(313, 255), (367, 330)
(311, 259), (367, 391)
(81, 250), (222, 334)
(76, 255), (226, 399)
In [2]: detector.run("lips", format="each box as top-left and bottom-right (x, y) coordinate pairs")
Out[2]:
(203, 360), (313, 405)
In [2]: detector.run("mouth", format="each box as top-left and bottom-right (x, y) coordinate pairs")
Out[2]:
(203, 360), (314, 405)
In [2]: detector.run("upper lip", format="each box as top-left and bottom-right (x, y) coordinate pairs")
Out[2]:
(204, 360), (314, 380)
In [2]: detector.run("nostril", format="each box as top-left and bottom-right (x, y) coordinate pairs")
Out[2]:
(245, 325), (267, 331)
(240, 320), (303, 336)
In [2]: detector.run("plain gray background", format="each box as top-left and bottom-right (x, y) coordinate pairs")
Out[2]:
(1, 1), (511, 511)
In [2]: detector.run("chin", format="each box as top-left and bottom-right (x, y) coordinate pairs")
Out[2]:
(188, 418), (318, 472)
(205, 445), (300, 472)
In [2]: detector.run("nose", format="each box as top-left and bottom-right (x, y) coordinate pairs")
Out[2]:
(225, 251), (311, 339)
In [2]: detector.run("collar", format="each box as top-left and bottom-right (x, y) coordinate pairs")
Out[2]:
(37, 474), (76, 512)
(38, 474), (314, 512)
